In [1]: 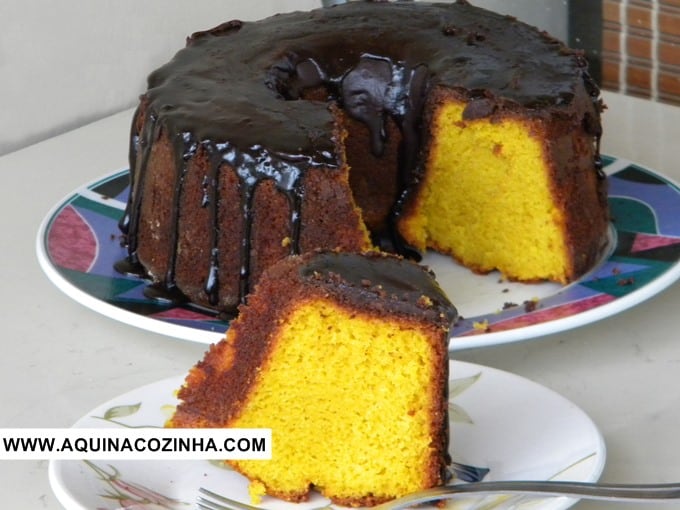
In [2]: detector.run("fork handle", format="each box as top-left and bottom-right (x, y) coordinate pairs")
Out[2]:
(400, 480), (680, 505)
(199, 481), (680, 510)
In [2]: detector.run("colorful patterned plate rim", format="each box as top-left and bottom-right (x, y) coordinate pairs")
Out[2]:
(36, 155), (680, 349)
(48, 360), (606, 510)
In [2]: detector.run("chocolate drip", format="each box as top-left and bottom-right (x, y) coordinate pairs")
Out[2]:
(287, 192), (303, 255)
(237, 171), (255, 304)
(270, 53), (430, 256)
(118, 103), (321, 311)
(114, 108), (159, 278)
(340, 55), (393, 157)
(165, 133), (197, 286)
(581, 70), (605, 179)
(117, 105), (141, 238)
(203, 146), (222, 306)
(142, 282), (187, 305)
(274, 53), (429, 164)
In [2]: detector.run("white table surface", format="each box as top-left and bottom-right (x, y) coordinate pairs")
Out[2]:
(1, 91), (680, 509)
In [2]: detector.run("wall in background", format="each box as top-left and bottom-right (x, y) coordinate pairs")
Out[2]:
(0, 0), (566, 157)
(476, 0), (568, 40)
(602, 0), (680, 105)
(0, 1), (318, 157)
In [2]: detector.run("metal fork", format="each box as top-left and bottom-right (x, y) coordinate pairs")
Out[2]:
(197, 481), (680, 510)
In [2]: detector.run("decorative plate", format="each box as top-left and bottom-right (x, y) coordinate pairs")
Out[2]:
(36, 155), (680, 349)
(49, 360), (606, 510)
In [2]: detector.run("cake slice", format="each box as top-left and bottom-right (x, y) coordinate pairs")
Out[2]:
(168, 251), (457, 506)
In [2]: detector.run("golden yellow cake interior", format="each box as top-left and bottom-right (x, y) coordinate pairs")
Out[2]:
(229, 299), (441, 502)
(400, 100), (571, 283)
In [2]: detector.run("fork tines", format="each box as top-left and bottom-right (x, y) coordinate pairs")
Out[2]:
(197, 487), (264, 510)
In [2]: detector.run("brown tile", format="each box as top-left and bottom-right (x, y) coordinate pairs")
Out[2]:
(659, 10), (680, 37)
(602, 59), (622, 88)
(603, 28), (622, 53)
(627, 64), (653, 90)
(627, 35), (653, 58)
(603, 0), (621, 23)
(659, 71), (680, 95)
(659, 41), (680, 65)
(627, 5), (652, 30)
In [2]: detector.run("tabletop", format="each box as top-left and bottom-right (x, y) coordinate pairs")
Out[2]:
(1, 91), (680, 509)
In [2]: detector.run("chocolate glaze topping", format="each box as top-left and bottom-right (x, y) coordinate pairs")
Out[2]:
(301, 251), (458, 326)
(117, 0), (603, 314)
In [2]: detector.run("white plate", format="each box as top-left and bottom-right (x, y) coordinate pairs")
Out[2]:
(49, 361), (606, 510)
(36, 155), (680, 350)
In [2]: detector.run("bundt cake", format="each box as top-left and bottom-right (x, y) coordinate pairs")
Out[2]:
(168, 251), (457, 506)
(117, 0), (608, 316)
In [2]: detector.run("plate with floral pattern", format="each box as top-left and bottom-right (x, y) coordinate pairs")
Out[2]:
(36, 155), (680, 349)
(49, 360), (605, 510)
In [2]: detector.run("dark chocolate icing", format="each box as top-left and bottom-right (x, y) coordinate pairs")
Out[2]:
(144, 1), (597, 162)
(301, 251), (458, 326)
(118, 0), (602, 314)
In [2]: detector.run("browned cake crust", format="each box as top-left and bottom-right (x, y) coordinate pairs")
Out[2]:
(543, 89), (609, 279)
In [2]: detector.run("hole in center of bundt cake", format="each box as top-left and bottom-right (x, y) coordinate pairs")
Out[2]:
(267, 53), (429, 254)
